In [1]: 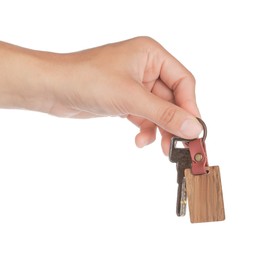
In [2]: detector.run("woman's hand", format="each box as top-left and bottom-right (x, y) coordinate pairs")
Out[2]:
(0, 37), (202, 155)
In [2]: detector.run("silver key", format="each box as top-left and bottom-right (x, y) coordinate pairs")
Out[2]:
(169, 137), (192, 217)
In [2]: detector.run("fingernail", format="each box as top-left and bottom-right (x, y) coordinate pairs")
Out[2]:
(136, 138), (151, 148)
(180, 118), (202, 138)
(139, 139), (149, 148)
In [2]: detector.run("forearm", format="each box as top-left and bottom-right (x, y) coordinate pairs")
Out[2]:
(0, 41), (58, 112)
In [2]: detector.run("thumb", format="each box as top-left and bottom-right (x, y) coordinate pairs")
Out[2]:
(132, 90), (202, 139)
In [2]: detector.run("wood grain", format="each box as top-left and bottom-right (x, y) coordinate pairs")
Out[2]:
(185, 166), (225, 223)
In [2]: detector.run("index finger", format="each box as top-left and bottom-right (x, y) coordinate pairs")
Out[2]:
(159, 51), (201, 117)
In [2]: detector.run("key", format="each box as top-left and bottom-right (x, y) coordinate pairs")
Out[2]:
(169, 137), (192, 217)
(169, 118), (225, 223)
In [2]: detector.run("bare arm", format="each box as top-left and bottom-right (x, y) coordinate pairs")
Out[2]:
(0, 37), (201, 154)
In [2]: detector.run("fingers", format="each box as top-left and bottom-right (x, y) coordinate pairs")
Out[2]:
(127, 115), (157, 148)
(131, 86), (202, 140)
(158, 128), (173, 156)
(151, 79), (174, 103)
(128, 114), (180, 157)
(135, 120), (157, 148)
(159, 50), (200, 117)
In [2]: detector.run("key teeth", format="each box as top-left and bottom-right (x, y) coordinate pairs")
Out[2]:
(176, 178), (187, 217)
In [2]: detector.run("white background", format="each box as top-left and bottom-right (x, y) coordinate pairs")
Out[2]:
(0, 0), (268, 259)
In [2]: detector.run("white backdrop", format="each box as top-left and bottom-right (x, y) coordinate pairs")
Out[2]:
(1, 0), (268, 259)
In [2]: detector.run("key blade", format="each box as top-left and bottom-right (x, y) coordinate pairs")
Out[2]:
(176, 152), (191, 183)
(169, 137), (192, 218)
(174, 150), (191, 217)
(176, 177), (187, 216)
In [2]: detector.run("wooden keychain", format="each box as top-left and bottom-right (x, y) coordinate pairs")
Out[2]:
(169, 118), (225, 223)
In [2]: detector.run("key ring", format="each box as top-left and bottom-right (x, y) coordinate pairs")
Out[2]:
(196, 117), (207, 142)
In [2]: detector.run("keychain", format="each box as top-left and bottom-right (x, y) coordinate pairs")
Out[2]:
(169, 118), (225, 223)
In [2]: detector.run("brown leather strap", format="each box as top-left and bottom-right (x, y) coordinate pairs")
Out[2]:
(188, 138), (208, 175)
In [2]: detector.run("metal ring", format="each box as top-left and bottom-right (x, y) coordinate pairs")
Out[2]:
(196, 117), (207, 142)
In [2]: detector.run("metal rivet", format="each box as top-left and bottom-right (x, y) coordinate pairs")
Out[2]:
(194, 153), (203, 162)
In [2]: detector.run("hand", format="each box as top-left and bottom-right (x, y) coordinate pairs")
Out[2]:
(0, 37), (202, 155)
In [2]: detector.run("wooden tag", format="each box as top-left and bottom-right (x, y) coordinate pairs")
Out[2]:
(185, 166), (225, 223)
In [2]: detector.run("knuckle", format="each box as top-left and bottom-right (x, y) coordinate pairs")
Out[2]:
(187, 72), (196, 87)
(135, 35), (154, 42)
(159, 107), (178, 126)
(134, 36), (158, 47)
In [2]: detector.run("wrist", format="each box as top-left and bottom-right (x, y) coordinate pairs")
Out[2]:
(0, 42), (58, 113)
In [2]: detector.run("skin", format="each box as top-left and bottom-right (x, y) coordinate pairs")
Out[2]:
(0, 37), (202, 155)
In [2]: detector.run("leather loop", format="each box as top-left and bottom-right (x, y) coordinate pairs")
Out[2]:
(188, 138), (208, 175)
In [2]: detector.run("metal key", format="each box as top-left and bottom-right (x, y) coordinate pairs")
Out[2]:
(169, 137), (192, 216)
